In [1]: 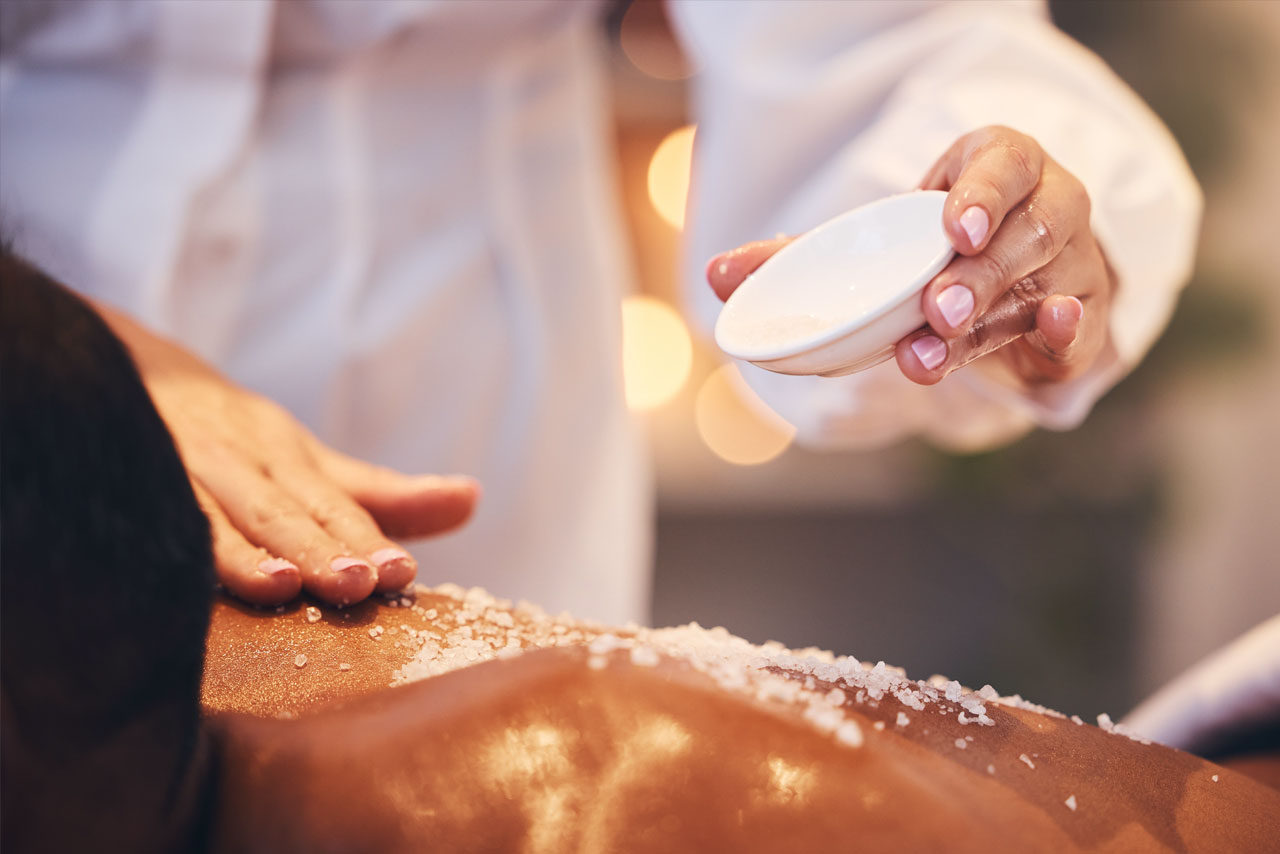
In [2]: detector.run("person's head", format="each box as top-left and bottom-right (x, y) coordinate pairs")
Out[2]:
(1, 250), (215, 852)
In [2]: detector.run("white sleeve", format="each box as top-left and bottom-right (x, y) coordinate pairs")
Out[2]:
(668, 0), (1201, 452)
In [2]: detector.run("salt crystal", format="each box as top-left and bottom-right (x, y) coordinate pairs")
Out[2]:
(835, 721), (864, 748)
(305, 606), (322, 624)
(1018, 753), (1036, 770)
(425, 608), (438, 620)
(294, 654), (307, 668)
(1097, 713), (1115, 732)
(957, 712), (971, 725)
(587, 655), (607, 670)
(945, 680), (962, 702)
(977, 684), (999, 701)
(987, 764), (996, 775)
(802, 702), (842, 733)
(825, 688), (845, 706)
(954, 738), (967, 750)
(1211, 774), (1219, 783)
(589, 634), (623, 655)
(896, 712), (910, 728)
(1070, 715), (1084, 726)
(339, 663), (351, 671)
(1064, 795), (1077, 811)
(630, 645), (660, 667)
(873, 721), (886, 731)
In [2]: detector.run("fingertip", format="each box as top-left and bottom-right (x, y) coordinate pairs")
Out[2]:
(371, 547), (417, 592)
(1037, 295), (1083, 353)
(896, 334), (947, 386)
(312, 557), (378, 606)
(223, 557), (302, 606)
(705, 238), (794, 302)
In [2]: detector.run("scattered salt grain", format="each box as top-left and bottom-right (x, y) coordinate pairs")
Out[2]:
(825, 688), (846, 706)
(630, 645), (660, 667)
(1064, 794), (1077, 811)
(803, 702), (843, 733)
(986, 764), (996, 775)
(1211, 774), (1219, 783)
(945, 680), (962, 702)
(1097, 712), (1115, 732)
(587, 655), (607, 670)
(873, 721), (886, 731)
(294, 654), (307, 668)
(1018, 753), (1036, 770)
(896, 712), (910, 728)
(1071, 715), (1084, 726)
(589, 634), (623, 655)
(425, 608), (438, 620)
(954, 738), (967, 750)
(305, 606), (322, 624)
(835, 721), (864, 748)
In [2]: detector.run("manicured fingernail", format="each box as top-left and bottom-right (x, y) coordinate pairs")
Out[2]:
(705, 255), (726, 281)
(1052, 296), (1084, 328)
(911, 336), (947, 370)
(936, 285), (975, 329)
(330, 556), (370, 574)
(959, 206), (989, 249)
(258, 557), (298, 576)
(371, 547), (414, 570)
(412, 474), (476, 491)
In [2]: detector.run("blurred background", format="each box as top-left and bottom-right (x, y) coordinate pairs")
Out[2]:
(606, 0), (1280, 720)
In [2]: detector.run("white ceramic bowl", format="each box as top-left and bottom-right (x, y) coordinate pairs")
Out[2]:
(714, 190), (954, 377)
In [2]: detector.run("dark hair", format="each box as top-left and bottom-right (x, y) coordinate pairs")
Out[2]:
(1, 251), (215, 852)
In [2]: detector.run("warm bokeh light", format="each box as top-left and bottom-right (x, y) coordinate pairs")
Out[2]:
(695, 364), (796, 466)
(646, 124), (695, 230)
(621, 295), (693, 412)
(619, 1), (698, 81)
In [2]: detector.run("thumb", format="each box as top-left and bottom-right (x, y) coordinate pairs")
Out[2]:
(308, 439), (480, 540)
(706, 237), (793, 302)
(1034, 294), (1084, 357)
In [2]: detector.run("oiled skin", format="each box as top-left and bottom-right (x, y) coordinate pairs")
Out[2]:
(203, 593), (1280, 853)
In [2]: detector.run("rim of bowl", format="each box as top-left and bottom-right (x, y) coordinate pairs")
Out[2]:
(716, 190), (953, 362)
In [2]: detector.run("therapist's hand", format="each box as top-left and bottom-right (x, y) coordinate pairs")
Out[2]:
(707, 126), (1114, 388)
(96, 304), (479, 607)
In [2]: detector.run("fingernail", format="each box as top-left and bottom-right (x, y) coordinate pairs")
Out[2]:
(936, 285), (975, 329)
(258, 557), (298, 576)
(412, 474), (477, 491)
(911, 336), (947, 370)
(705, 255), (728, 281)
(371, 547), (414, 570)
(959, 206), (989, 249)
(331, 556), (371, 574)
(1052, 296), (1084, 328)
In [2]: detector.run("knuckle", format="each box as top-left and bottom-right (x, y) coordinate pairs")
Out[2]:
(245, 497), (292, 533)
(1024, 205), (1065, 259)
(1002, 141), (1039, 191)
(305, 498), (353, 527)
(1067, 175), (1092, 222)
(1009, 276), (1049, 325)
(977, 250), (1014, 289)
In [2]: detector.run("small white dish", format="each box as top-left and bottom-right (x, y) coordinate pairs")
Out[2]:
(714, 190), (954, 377)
